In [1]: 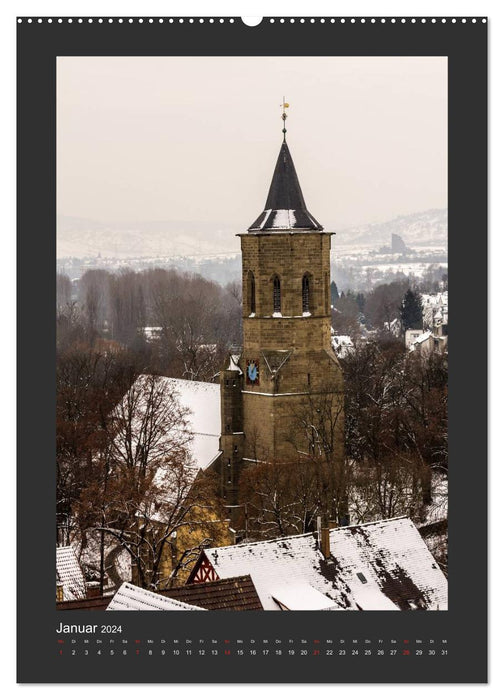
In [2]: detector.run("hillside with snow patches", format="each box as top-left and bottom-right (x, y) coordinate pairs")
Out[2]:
(335, 209), (447, 249)
(57, 209), (447, 261)
(57, 215), (240, 259)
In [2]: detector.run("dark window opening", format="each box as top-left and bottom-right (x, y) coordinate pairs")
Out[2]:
(302, 274), (310, 313)
(307, 373), (311, 386)
(250, 272), (256, 314)
(273, 275), (281, 313)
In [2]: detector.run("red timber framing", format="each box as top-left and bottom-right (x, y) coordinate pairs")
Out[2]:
(187, 552), (219, 584)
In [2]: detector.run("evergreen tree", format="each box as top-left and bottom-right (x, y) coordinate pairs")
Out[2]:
(400, 288), (423, 330)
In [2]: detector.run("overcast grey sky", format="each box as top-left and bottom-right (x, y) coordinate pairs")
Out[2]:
(57, 56), (447, 231)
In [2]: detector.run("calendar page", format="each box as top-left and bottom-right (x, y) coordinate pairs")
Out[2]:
(17, 13), (487, 683)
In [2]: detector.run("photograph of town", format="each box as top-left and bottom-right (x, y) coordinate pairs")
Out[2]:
(56, 56), (448, 612)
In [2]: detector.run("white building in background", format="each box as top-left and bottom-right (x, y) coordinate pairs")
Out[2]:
(405, 291), (448, 355)
(407, 329), (448, 356)
(405, 328), (425, 349)
(422, 291), (448, 329)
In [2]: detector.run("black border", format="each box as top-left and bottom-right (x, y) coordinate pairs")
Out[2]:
(17, 16), (487, 683)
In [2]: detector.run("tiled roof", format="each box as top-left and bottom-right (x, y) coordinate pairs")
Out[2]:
(56, 546), (86, 601)
(248, 141), (323, 232)
(200, 517), (447, 611)
(161, 575), (263, 611)
(56, 595), (113, 611)
(107, 582), (205, 611)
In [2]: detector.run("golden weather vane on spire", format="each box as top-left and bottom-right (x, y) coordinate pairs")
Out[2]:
(280, 97), (289, 141)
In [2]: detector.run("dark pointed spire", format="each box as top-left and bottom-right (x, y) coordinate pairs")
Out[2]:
(248, 141), (323, 232)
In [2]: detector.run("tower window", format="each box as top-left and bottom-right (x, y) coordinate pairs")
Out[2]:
(249, 271), (256, 314)
(302, 274), (310, 313)
(273, 275), (281, 313)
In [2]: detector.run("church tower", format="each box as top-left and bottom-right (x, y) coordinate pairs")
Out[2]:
(219, 113), (344, 502)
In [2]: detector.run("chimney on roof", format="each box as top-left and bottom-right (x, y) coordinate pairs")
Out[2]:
(86, 582), (101, 599)
(320, 527), (331, 559)
(56, 583), (64, 602)
(328, 520), (338, 530)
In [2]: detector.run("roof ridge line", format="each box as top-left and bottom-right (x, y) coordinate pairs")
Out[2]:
(206, 516), (412, 553)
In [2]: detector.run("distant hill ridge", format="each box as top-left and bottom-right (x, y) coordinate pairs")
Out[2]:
(336, 209), (447, 248)
(57, 208), (447, 260)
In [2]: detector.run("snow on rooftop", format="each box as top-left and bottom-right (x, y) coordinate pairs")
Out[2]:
(271, 209), (297, 229)
(202, 517), (447, 611)
(332, 335), (353, 345)
(56, 546), (86, 601)
(331, 335), (355, 358)
(410, 330), (433, 347)
(116, 375), (222, 520)
(107, 582), (205, 611)
(124, 375), (221, 472)
(271, 583), (338, 611)
(78, 530), (132, 592)
(162, 376), (221, 471)
(227, 354), (242, 374)
(350, 580), (399, 611)
(161, 377), (220, 439)
(257, 208), (272, 230)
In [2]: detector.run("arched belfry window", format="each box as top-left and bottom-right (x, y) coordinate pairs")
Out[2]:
(302, 274), (311, 313)
(248, 271), (256, 314)
(273, 275), (281, 313)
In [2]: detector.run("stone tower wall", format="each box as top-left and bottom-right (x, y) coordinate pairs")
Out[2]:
(238, 230), (344, 466)
(219, 368), (244, 502)
(241, 232), (332, 351)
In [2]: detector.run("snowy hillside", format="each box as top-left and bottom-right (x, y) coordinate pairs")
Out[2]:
(57, 209), (447, 260)
(57, 215), (240, 259)
(335, 209), (447, 248)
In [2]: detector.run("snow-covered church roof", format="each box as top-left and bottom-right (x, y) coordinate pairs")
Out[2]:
(113, 375), (222, 521)
(196, 517), (447, 611)
(247, 141), (323, 232)
(161, 377), (221, 471)
(121, 375), (221, 473)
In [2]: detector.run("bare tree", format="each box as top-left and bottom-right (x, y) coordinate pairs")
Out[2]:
(79, 269), (111, 339)
(77, 374), (226, 590)
(340, 340), (447, 523)
(56, 273), (72, 312)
